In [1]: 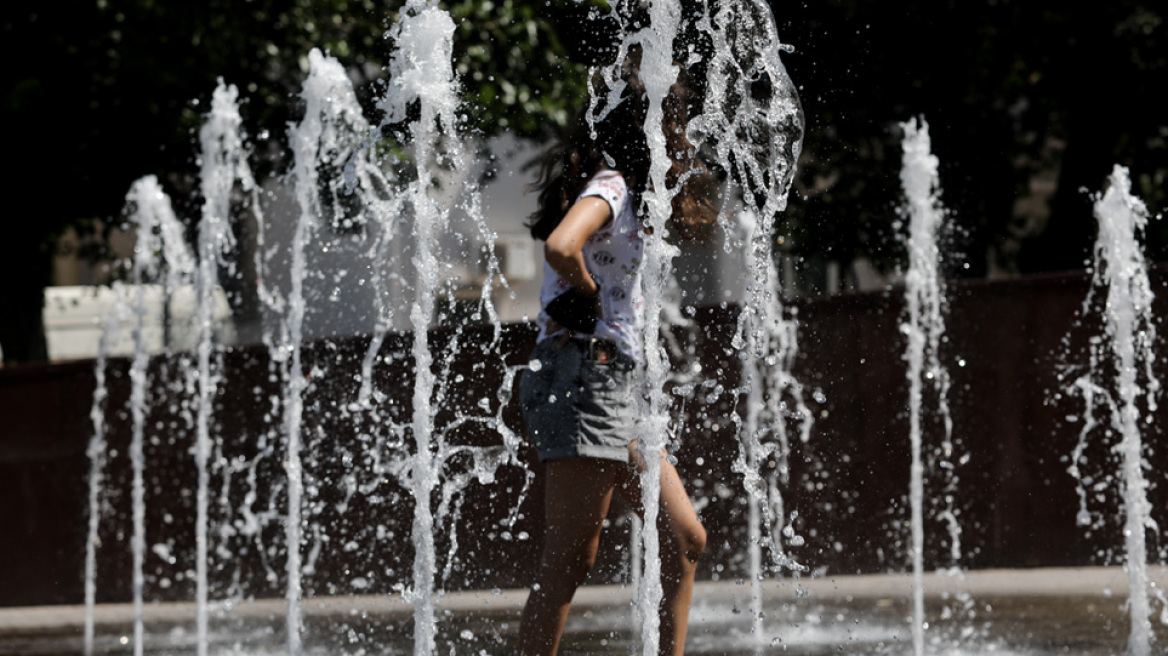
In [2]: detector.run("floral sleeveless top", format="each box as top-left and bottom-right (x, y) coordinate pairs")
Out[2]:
(537, 170), (644, 361)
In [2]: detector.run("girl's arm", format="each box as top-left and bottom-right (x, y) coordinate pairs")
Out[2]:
(544, 196), (609, 296)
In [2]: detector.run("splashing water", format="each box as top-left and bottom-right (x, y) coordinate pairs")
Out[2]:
(79, 2), (808, 655)
(280, 45), (411, 652)
(83, 309), (119, 656)
(382, 6), (464, 654)
(196, 81), (254, 656)
(129, 206), (153, 656)
(629, 4), (684, 652)
(83, 178), (196, 656)
(1064, 165), (1162, 656)
(283, 50), (330, 654)
(695, 0), (809, 644)
(127, 178), (195, 656)
(899, 117), (961, 656)
(587, 1), (806, 651)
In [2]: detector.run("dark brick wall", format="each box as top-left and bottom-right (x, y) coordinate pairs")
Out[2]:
(2, 268), (1164, 607)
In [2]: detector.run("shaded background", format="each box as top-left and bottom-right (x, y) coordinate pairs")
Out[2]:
(0, 0), (1165, 612)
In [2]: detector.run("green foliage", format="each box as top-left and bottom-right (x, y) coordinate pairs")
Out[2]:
(4, 0), (1164, 361)
(775, 0), (1167, 277)
(1, 1), (591, 225)
(0, 0), (593, 363)
(449, 0), (591, 140)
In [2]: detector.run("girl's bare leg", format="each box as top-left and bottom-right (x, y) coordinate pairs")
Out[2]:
(618, 450), (707, 656)
(518, 458), (618, 656)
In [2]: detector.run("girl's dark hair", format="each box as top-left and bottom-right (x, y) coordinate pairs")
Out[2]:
(527, 48), (716, 242)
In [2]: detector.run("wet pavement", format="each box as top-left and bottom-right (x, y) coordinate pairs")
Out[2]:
(3, 567), (1166, 655)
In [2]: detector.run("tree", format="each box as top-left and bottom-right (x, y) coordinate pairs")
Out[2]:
(7, 1), (1162, 363)
(0, 0), (593, 365)
(772, 0), (1166, 282)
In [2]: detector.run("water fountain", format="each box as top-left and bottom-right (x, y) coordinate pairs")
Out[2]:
(84, 176), (197, 656)
(18, 1), (1159, 656)
(898, 118), (964, 655)
(194, 82), (259, 656)
(74, 1), (809, 654)
(1063, 164), (1162, 656)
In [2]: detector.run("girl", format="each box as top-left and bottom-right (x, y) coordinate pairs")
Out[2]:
(517, 52), (714, 656)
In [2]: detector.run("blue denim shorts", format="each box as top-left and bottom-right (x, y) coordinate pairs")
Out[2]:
(519, 338), (639, 463)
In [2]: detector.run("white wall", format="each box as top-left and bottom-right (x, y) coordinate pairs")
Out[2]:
(252, 134), (547, 343)
(42, 285), (233, 362)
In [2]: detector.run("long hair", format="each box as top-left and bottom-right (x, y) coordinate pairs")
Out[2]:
(527, 50), (716, 242)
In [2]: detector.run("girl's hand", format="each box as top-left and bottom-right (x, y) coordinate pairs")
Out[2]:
(545, 286), (601, 334)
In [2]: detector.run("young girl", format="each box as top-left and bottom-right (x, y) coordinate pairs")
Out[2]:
(517, 53), (714, 656)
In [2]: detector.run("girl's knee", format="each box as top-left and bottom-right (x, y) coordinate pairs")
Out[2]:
(682, 522), (707, 563)
(542, 542), (600, 587)
(664, 518), (705, 565)
(566, 549), (599, 582)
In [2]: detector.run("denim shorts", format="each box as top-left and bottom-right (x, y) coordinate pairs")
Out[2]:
(519, 338), (639, 463)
